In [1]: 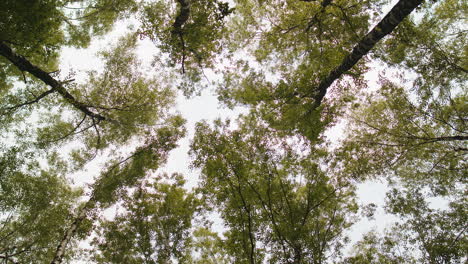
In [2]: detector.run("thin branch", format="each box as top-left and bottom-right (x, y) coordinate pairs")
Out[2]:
(1, 88), (56, 113)
(50, 144), (158, 264)
(40, 115), (88, 145)
(171, 0), (191, 73)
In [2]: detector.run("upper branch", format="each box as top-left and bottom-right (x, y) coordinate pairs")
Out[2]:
(300, 0), (332, 6)
(1, 88), (56, 114)
(171, 0), (191, 73)
(50, 143), (159, 264)
(0, 41), (106, 121)
(172, 0), (191, 34)
(308, 0), (425, 109)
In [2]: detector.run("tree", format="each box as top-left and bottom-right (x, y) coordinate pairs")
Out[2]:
(138, 0), (233, 95)
(329, 0), (467, 260)
(190, 114), (357, 263)
(331, 80), (467, 262)
(51, 117), (186, 263)
(91, 173), (198, 264)
(1, 21), (186, 264)
(334, 80), (466, 192)
(190, 227), (235, 264)
(306, 0), (424, 109)
(342, 188), (467, 264)
(1, 0), (466, 262)
(217, 0), (427, 140)
(0, 147), (81, 263)
(0, 0), (138, 92)
(374, 0), (467, 98)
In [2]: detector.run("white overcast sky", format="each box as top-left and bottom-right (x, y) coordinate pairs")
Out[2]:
(57, 1), (417, 258)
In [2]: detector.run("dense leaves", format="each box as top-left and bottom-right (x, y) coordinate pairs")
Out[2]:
(218, 0), (386, 140)
(191, 116), (357, 263)
(0, 147), (81, 262)
(0, 0), (466, 263)
(138, 0), (233, 95)
(335, 80), (467, 192)
(92, 174), (198, 263)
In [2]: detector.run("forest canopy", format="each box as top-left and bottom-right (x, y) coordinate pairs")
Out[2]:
(0, 0), (466, 263)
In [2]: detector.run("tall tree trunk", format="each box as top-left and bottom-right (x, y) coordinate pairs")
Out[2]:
(310, 0), (425, 109)
(50, 201), (95, 264)
(0, 41), (106, 121)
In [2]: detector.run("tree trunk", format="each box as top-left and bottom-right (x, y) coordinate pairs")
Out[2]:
(310, 0), (425, 109)
(50, 201), (94, 264)
(172, 0), (191, 34)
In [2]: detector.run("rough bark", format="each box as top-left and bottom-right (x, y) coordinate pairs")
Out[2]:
(310, 0), (425, 109)
(0, 41), (106, 121)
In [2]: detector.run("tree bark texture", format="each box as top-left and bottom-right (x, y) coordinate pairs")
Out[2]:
(310, 0), (425, 109)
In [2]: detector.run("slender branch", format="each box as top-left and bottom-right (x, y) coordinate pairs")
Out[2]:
(38, 115), (88, 145)
(305, 0), (332, 32)
(332, 3), (360, 40)
(1, 88), (56, 113)
(416, 135), (468, 142)
(244, 172), (292, 251)
(50, 144), (157, 264)
(300, 189), (337, 228)
(230, 164), (256, 264)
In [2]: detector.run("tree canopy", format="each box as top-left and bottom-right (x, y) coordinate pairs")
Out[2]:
(0, 0), (466, 263)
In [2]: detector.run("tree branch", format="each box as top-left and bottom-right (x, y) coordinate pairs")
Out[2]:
(1, 88), (56, 114)
(50, 143), (160, 264)
(171, 0), (191, 73)
(172, 0), (191, 33)
(300, 0), (332, 6)
(0, 41), (106, 121)
(50, 201), (93, 264)
(308, 0), (425, 109)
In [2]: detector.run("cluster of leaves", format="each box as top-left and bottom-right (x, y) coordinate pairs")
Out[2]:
(138, 0), (234, 95)
(190, 115), (358, 263)
(342, 188), (467, 264)
(217, 0), (385, 140)
(92, 174), (198, 263)
(0, 0), (466, 263)
(0, 0), (138, 91)
(0, 146), (81, 262)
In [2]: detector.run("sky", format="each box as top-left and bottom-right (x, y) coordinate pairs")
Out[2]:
(58, 1), (405, 258)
